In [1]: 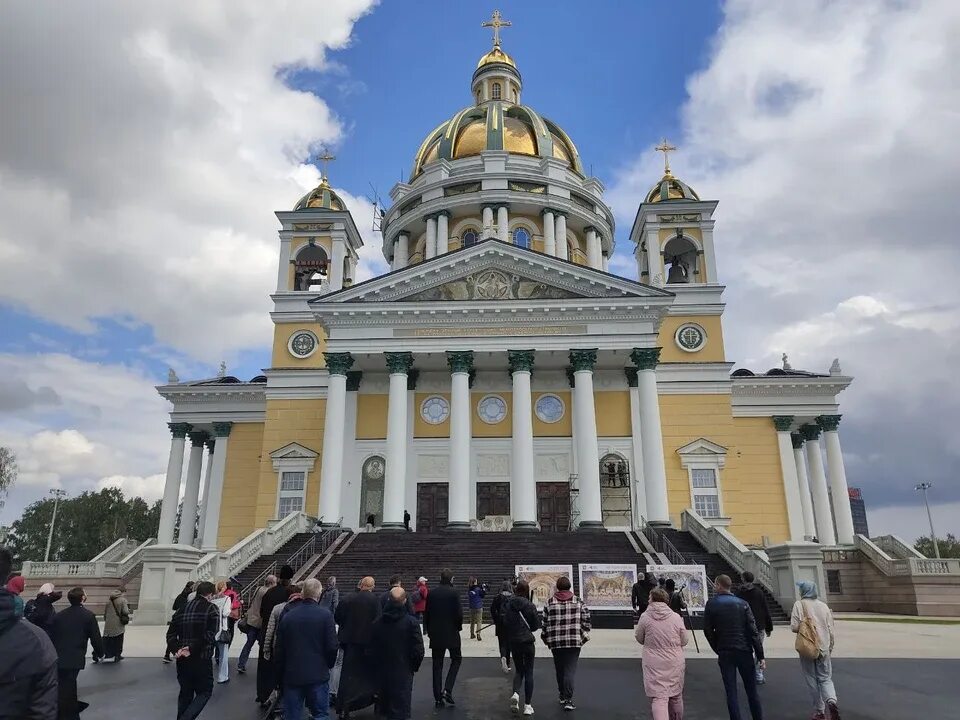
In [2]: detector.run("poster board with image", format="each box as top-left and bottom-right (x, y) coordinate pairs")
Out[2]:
(645, 564), (709, 612)
(515, 564), (574, 609)
(578, 563), (638, 610)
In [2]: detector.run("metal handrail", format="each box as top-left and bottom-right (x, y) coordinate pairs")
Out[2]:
(641, 516), (687, 566)
(239, 526), (342, 605)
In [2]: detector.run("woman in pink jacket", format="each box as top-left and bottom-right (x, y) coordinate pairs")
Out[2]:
(635, 587), (689, 720)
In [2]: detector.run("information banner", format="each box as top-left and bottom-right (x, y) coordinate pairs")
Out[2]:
(645, 564), (709, 612)
(515, 564), (574, 609)
(578, 563), (638, 610)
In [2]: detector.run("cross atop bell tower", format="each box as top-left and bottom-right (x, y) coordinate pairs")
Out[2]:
(654, 138), (677, 177)
(482, 9), (512, 47)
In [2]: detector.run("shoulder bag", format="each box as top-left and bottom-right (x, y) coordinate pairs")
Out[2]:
(111, 597), (130, 626)
(794, 600), (821, 660)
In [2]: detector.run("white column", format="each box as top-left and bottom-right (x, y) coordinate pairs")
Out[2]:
(196, 440), (215, 548)
(425, 216), (437, 260)
(792, 434), (816, 540)
(602, 253), (609, 273)
(200, 422), (232, 552)
(383, 352), (413, 530)
(329, 236), (346, 292)
(436, 213), (449, 256)
(555, 214), (568, 260)
(509, 351), (538, 530)
(571, 350), (603, 530)
(178, 432), (206, 545)
(586, 227), (602, 269)
(394, 233), (409, 269)
(277, 237), (291, 291)
(802, 425), (836, 545)
(318, 353), (353, 526)
(627, 370), (648, 524)
(632, 348), (670, 524)
(158, 423), (190, 545)
(482, 206), (495, 239)
(497, 205), (509, 243)
(820, 416), (856, 544)
(542, 210), (556, 256)
(342, 372), (360, 525)
(773, 418), (805, 542)
(446, 352), (473, 529)
(646, 229), (663, 284)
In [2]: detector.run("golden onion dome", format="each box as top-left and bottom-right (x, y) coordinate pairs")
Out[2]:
(644, 173), (700, 204)
(410, 102), (582, 180)
(477, 46), (516, 69)
(294, 177), (346, 211)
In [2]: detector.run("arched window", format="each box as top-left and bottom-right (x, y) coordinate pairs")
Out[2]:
(462, 229), (479, 247)
(600, 455), (630, 487)
(512, 88), (518, 103)
(492, 82), (502, 100)
(293, 242), (329, 291)
(512, 227), (531, 249)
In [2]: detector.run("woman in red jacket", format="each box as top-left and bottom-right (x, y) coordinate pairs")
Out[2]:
(411, 577), (429, 623)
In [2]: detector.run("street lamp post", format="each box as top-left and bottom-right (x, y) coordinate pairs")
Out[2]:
(43, 489), (67, 562)
(914, 482), (940, 560)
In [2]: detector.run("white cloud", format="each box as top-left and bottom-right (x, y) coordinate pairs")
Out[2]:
(0, 1), (378, 362)
(608, 0), (960, 535)
(97, 474), (167, 505)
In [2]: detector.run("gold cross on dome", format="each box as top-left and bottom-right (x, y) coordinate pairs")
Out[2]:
(654, 138), (677, 176)
(482, 9), (512, 47)
(316, 150), (336, 181)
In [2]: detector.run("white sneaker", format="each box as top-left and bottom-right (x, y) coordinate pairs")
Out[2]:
(523, 704), (535, 716)
(501, 657), (510, 674)
(510, 692), (520, 714)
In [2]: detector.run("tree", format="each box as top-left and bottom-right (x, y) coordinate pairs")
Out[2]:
(914, 534), (960, 559)
(7, 488), (162, 565)
(0, 447), (17, 512)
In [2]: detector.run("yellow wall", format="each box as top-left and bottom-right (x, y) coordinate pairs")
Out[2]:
(414, 392), (452, 438)
(532, 391), (572, 437)
(658, 394), (790, 545)
(472, 391), (513, 437)
(217, 422), (265, 549)
(594, 391), (631, 437)
(357, 394), (388, 439)
(657, 315), (726, 363)
(271, 323), (328, 368)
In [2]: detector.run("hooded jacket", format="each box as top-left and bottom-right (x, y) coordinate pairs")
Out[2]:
(734, 582), (773, 635)
(0, 588), (58, 720)
(411, 581), (428, 614)
(503, 594), (542, 646)
(103, 589), (130, 637)
(635, 601), (688, 698)
(489, 590), (513, 636)
(25, 590), (62, 639)
(371, 600), (425, 675)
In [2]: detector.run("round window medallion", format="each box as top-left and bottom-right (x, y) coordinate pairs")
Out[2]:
(288, 330), (318, 358)
(420, 395), (450, 425)
(535, 394), (565, 424)
(477, 394), (508, 424)
(675, 323), (707, 353)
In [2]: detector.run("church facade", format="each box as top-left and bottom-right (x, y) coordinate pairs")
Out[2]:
(156, 20), (856, 553)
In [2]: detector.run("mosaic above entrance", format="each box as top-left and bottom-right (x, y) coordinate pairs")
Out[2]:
(403, 270), (581, 302)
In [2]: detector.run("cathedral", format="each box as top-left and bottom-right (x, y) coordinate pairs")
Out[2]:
(156, 13), (856, 554)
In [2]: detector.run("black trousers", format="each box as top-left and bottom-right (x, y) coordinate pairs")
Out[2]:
(497, 634), (511, 665)
(718, 650), (764, 720)
(551, 647), (581, 702)
(103, 633), (124, 659)
(57, 669), (80, 720)
(511, 641), (536, 705)
(176, 655), (214, 720)
(431, 644), (462, 701)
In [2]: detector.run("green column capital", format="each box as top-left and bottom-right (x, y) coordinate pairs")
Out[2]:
(565, 367), (576, 388)
(790, 432), (804, 450)
(385, 351), (415, 375)
(630, 347), (662, 370)
(799, 424), (821, 442)
(568, 349), (598, 373)
(625, 367), (639, 388)
(188, 431), (209, 447)
(772, 416), (795, 432)
(816, 414), (842, 432)
(345, 371), (363, 391)
(507, 350), (536, 374)
(205, 438), (216, 453)
(446, 351), (475, 374)
(324, 352), (355, 376)
(168, 422), (192, 439)
(406, 368), (420, 391)
(213, 421), (233, 438)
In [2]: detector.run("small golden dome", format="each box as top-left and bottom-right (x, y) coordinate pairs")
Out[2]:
(477, 46), (516, 69)
(294, 177), (346, 211)
(645, 173), (700, 204)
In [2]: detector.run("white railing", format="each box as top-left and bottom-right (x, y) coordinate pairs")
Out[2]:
(118, 538), (155, 578)
(22, 538), (156, 580)
(871, 535), (925, 560)
(855, 535), (960, 576)
(681, 509), (774, 588)
(90, 537), (137, 563)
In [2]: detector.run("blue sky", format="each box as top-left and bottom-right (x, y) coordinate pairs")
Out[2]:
(1, 1), (958, 541)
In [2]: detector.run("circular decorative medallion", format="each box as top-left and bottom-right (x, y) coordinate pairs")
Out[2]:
(477, 394), (508, 424)
(419, 395), (450, 425)
(535, 394), (565, 424)
(675, 323), (707, 353)
(474, 270), (510, 300)
(288, 330), (318, 358)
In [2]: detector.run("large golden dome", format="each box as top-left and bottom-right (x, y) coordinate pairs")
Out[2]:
(411, 103), (582, 179)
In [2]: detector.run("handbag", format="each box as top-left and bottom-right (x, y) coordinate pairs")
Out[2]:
(111, 597), (130, 626)
(794, 600), (821, 660)
(216, 629), (231, 643)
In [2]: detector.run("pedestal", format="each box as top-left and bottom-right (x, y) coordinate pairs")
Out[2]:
(136, 545), (205, 625)
(766, 542), (826, 615)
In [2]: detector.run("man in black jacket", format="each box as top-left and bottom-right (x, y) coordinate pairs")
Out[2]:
(631, 572), (657, 621)
(423, 568), (463, 708)
(370, 587), (425, 720)
(734, 572), (773, 684)
(167, 580), (220, 720)
(51, 587), (103, 720)
(703, 574), (765, 720)
(0, 545), (58, 720)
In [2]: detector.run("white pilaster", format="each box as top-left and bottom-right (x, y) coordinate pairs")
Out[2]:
(158, 423), (190, 545)
(277, 237), (291, 291)
(792, 437), (816, 540)
(820, 417), (855, 544)
(497, 205), (509, 243)
(542, 210), (556, 256)
(394, 233), (409, 270)
(555, 214), (568, 260)
(571, 350), (603, 530)
(602, 253), (609, 273)
(196, 440), (215, 548)
(318, 354), (353, 526)
(383, 353), (413, 530)
(178, 432), (206, 546)
(627, 372), (647, 524)
(200, 422), (232, 552)
(586, 227), (602, 270)
(509, 351), (538, 530)
(425, 216), (437, 260)
(482, 206), (495, 239)
(773, 419), (805, 542)
(329, 236), (346, 292)
(803, 426), (836, 545)
(436, 213), (449, 256)
(633, 348), (670, 524)
(447, 351), (473, 529)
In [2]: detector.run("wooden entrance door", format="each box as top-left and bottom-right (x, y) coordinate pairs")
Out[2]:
(416, 483), (449, 532)
(537, 482), (571, 532)
(477, 482), (510, 518)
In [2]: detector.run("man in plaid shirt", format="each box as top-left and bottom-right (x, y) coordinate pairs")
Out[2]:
(166, 580), (220, 720)
(541, 576), (591, 711)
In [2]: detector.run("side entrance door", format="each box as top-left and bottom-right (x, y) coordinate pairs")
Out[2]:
(536, 482), (571, 532)
(477, 482), (510, 519)
(416, 482), (449, 532)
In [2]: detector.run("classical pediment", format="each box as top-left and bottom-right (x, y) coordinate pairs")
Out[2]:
(316, 239), (672, 305)
(269, 442), (319, 460)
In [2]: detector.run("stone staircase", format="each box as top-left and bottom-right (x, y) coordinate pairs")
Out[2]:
(232, 533), (315, 590)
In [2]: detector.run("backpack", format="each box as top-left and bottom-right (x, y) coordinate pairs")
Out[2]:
(794, 600), (821, 660)
(23, 599), (38, 622)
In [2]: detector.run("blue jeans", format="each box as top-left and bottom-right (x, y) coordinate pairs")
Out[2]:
(238, 626), (260, 670)
(283, 681), (330, 720)
(717, 650), (763, 720)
